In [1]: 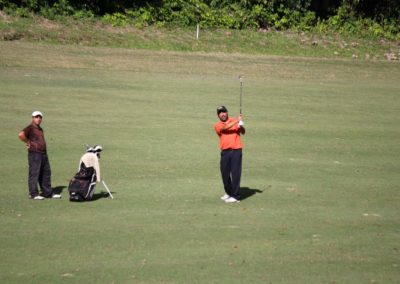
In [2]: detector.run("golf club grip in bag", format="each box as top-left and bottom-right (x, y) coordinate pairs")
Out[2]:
(68, 164), (96, 201)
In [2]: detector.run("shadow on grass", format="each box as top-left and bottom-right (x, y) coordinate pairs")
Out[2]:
(239, 187), (263, 201)
(52, 186), (66, 195)
(91, 191), (114, 201)
(53, 185), (113, 201)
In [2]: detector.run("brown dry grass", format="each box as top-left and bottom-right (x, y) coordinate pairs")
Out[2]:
(0, 11), (11, 22)
(36, 17), (60, 30)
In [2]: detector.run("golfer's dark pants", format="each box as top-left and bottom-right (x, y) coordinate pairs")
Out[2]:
(220, 149), (242, 199)
(28, 152), (52, 198)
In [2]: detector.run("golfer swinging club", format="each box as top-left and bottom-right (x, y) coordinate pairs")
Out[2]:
(214, 106), (245, 203)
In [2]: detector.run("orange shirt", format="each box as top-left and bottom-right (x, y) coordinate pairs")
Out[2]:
(214, 117), (243, 150)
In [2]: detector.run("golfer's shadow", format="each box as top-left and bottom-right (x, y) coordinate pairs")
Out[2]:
(239, 187), (263, 201)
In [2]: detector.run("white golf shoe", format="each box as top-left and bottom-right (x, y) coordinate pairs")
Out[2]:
(51, 194), (61, 199)
(33, 195), (45, 200)
(220, 194), (230, 200)
(224, 197), (240, 203)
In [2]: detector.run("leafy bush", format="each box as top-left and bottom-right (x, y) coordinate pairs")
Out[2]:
(314, 3), (399, 40)
(296, 11), (317, 31)
(16, 7), (32, 17)
(52, 0), (74, 16)
(73, 8), (94, 20)
(125, 7), (155, 28)
(0, 0), (398, 39)
(102, 12), (128, 27)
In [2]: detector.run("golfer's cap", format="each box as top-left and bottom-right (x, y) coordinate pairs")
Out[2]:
(32, 111), (43, 117)
(217, 106), (228, 114)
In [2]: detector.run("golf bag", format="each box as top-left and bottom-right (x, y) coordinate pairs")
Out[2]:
(68, 163), (97, 201)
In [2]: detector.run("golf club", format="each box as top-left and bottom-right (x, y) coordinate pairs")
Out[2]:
(238, 75), (243, 115)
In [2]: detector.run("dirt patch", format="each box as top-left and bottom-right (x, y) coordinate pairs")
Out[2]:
(0, 11), (12, 23)
(2, 29), (23, 41)
(97, 22), (140, 35)
(37, 18), (60, 30)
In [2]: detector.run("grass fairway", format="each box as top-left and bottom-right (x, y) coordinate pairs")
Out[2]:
(1, 41), (400, 283)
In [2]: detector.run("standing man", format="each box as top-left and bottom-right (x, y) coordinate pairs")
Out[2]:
(18, 111), (61, 200)
(214, 106), (245, 203)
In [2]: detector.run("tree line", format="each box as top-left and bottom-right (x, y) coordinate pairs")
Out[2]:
(2, 0), (399, 38)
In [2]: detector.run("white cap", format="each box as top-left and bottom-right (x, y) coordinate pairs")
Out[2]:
(32, 111), (43, 117)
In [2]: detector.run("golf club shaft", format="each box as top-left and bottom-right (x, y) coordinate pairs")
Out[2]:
(240, 80), (243, 115)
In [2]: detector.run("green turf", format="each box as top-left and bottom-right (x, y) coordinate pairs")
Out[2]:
(0, 41), (399, 283)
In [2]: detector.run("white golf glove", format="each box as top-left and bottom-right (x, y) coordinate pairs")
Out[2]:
(238, 120), (244, 126)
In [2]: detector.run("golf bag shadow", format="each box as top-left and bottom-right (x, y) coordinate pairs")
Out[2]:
(68, 163), (96, 202)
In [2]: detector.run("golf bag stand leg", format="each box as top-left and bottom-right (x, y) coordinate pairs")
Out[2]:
(102, 180), (114, 199)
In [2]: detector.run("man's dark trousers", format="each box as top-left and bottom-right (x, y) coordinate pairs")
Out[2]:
(220, 149), (242, 200)
(28, 151), (52, 198)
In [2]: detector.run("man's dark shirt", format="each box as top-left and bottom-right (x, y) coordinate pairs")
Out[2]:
(22, 124), (47, 153)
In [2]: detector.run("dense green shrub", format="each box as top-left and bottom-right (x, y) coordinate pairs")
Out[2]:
(1, 0), (399, 39)
(102, 12), (128, 26)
